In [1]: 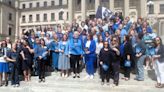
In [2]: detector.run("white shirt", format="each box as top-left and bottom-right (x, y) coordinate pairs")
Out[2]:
(86, 40), (91, 48)
(96, 43), (103, 55)
(0, 48), (7, 63)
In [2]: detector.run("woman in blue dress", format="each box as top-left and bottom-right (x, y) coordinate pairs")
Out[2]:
(58, 34), (70, 78)
(50, 33), (59, 71)
(0, 40), (10, 86)
(84, 34), (96, 79)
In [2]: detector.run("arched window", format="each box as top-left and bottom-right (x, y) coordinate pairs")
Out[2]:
(59, 11), (64, 20)
(44, 1), (47, 7)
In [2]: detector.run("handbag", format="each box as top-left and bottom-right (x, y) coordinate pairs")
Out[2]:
(102, 64), (109, 71)
(124, 60), (131, 67)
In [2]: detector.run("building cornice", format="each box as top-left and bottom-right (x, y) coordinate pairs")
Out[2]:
(0, 1), (16, 10)
(20, 5), (68, 12)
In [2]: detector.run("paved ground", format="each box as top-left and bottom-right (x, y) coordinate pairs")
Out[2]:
(0, 69), (164, 92)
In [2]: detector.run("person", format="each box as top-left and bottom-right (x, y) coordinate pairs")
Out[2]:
(110, 36), (120, 86)
(58, 34), (70, 78)
(99, 41), (113, 85)
(6, 43), (20, 87)
(153, 37), (164, 88)
(34, 38), (48, 83)
(44, 33), (52, 46)
(122, 35), (134, 81)
(49, 33), (59, 71)
(0, 41), (10, 86)
(96, 35), (104, 69)
(6, 37), (12, 49)
(69, 31), (83, 78)
(84, 34), (96, 79)
(134, 33), (146, 81)
(21, 39), (34, 82)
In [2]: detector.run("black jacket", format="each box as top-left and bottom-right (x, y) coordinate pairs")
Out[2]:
(157, 44), (164, 63)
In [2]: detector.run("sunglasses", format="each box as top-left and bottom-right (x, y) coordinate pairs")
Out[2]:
(112, 40), (117, 42)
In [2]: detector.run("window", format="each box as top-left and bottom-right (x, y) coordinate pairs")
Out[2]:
(77, 0), (81, 5)
(89, 0), (92, 3)
(29, 15), (33, 22)
(43, 14), (47, 21)
(160, 4), (164, 14)
(36, 2), (40, 7)
(29, 3), (33, 8)
(51, 13), (55, 21)
(36, 14), (40, 22)
(44, 1), (47, 7)
(8, 27), (12, 36)
(9, 13), (12, 21)
(51, 1), (55, 6)
(22, 15), (26, 23)
(22, 4), (26, 9)
(59, 0), (62, 6)
(67, 12), (68, 20)
(9, 0), (12, 5)
(59, 11), (64, 20)
(149, 5), (154, 14)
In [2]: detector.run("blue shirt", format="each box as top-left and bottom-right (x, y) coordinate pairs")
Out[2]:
(34, 45), (48, 60)
(68, 38), (83, 55)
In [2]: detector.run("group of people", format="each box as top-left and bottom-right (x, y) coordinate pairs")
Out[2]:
(0, 12), (164, 88)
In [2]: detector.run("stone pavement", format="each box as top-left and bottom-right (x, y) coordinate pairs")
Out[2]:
(0, 69), (164, 92)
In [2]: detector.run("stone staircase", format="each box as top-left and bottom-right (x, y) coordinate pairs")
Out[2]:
(0, 69), (164, 92)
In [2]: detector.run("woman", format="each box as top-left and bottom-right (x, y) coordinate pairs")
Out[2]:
(153, 37), (164, 88)
(84, 34), (96, 79)
(110, 36), (120, 86)
(104, 31), (111, 44)
(50, 33), (59, 71)
(6, 43), (20, 87)
(6, 37), (12, 49)
(21, 39), (33, 82)
(35, 39), (48, 82)
(58, 34), (70, 78)
(96, 35), (104, 69)
(0, 41), (10, 86)
(122, 35), (134, 81)
(99, 41), (112, 85)
(69, 31), (83, 78)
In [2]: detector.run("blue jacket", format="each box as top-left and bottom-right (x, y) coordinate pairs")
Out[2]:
(59, 41), (69, 55)
(68, 38), (83, 55)
(49, 40), (59, 52)
(34, 45), (48, 60)
(84, 40), (96, 58)
(124, 21), (132, 32)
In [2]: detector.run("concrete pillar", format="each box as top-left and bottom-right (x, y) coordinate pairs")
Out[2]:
(140, 0), (147, 18)
(15, 0), (20, 38)
(0, 5), (2, 34)
(109, 0), (114, 11)
(81, 0), (86, 21)
(95, 0), (100, 13)
(124, 0), (129, 17)
(68, 0), (74, 23)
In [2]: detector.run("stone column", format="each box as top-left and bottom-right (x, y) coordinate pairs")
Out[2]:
(95, 0), (100, 13)
(15, 0), (20, 38)
(109, 0), (114, 11)
(81, 0), (86, 21)
(124, 0), (129, 17)
(0, 5), (2, 34)
(68, 0), (74, 23)
(140, 0), (147, 18)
